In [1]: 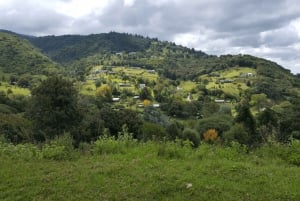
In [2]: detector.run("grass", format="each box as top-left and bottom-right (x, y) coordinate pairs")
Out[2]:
(0, 82), (30, 96)
(201, 67), (257, 98)
(180, 81), (197, 92)
(0, 140), (299, 201)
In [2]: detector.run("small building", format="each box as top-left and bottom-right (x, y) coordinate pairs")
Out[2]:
(152, 103), (160, 108)
(215, 99), (225, 103)
(112, 97), (120, 102)
(139, 84), (146, 89)
(133, 95), (140, 99)
(119, 83), (131, 87)
(147, 69), (156, 74)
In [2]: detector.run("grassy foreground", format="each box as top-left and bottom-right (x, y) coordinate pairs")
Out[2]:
(0, 139), (299, 201)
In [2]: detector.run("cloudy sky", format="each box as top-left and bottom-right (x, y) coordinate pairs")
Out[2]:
(1, 0), (300, 74)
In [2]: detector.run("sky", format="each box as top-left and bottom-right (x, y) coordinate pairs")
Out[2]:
(1, 0), (300, 74)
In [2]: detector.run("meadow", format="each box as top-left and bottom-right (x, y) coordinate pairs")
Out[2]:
(1, 136), (299, 201)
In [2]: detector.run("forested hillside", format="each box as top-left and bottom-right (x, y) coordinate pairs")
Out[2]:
(0, 32), (59, 75)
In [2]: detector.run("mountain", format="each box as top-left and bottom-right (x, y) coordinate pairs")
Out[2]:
(0, 32), (59, 75)
(1, 30), (299, 102)
(26, 32), (168, 63)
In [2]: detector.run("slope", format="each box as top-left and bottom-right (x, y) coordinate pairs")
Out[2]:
(0, 32), (59, 75)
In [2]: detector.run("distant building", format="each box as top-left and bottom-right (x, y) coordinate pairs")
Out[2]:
(147, 69), (156, 74)
(152, 103), (160, 108)
(215, 99), (225, 103)
(139, 84), (146, 89)
(112, 97), (120, 102)
(119, 83), (131, 87)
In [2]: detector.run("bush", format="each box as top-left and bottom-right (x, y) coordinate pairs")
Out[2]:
(284, 139), (300, 166)
(0, 142), (41, 160)
(93, 125), (137, 155)
(223, 123), (249, 145)
(157, 139), (192, 159)
(181, 128), (200, 147)
(203, 129), (220, 144)
(41, 133), (75, 160)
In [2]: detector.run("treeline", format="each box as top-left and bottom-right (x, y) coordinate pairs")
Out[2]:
(1, 77), (300, 148)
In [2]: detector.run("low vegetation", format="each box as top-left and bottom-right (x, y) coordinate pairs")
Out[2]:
(0, 135), (300, 201)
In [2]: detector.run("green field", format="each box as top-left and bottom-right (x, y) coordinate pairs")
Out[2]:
(0, 140), (299, 201)
(0, 82), (30, 96)
(201, 67), (257, 98)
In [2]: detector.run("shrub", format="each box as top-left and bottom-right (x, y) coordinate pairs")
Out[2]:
(203, 129), (220, 143)
(93, 125), (137, 155)
(181, 128), (200, 147)
(223, 123), (249, 145)
(41, 133), (75, 160)
(157, 139), (192, 159)
(284, 139), (300, 166)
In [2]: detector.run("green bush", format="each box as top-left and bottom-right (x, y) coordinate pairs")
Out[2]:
(41, 133), (75, 160)
(93, 125), (137, 155)
(181, 128), (200, 147)
(284, 139), (300, 166)
(157, 139), (192, 159)
(0, 142), (41, 160)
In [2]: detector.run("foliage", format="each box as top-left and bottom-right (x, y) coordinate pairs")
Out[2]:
(95, 84), (112, 102)
(93, 125), (137, 155)
(140, 122), (167, 141)
(235, 103), (260, 146)
(42, 133), (75, 160)
(203, 129), (220, 143)
(196, 115), (233, 139)
(181, 128), (200, 147)
(28, 76), (81, 141)
(0, 32), (59, 75)
(223, 123), (250, 145)
(0, 113), (32, 143)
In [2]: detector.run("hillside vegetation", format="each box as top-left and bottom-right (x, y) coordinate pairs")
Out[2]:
(0, 32), (59, 75)
(0, 31), (300, 200)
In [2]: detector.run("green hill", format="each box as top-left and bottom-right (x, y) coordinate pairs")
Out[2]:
(0, 32), (59, 75)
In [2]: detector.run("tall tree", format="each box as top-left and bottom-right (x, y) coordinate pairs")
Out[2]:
(29, 76), (81, 141)
(235, 103), (260, 146)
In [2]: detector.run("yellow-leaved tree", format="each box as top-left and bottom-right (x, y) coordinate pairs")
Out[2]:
(96, 84), (112, 102)
(203, 129), (220, 143)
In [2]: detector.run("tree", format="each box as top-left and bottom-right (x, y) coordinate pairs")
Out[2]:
(96, 84), (112, 102)
(235, 104), (260, 146)
(181, 128), (200, 147)
(29, 76), (81, 141)
(250, 93), (269, 111)
(203, 129), (220, 144)
(140, 87), (152, 100)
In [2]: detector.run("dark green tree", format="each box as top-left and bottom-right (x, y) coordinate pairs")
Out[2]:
(235, 104), (260, 146)
(140, 87), (152, 100)
(29, 76), (81, 141)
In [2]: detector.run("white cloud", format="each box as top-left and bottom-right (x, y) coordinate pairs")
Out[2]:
(0, 0), (300, 73)
(53, 0), (110, 18)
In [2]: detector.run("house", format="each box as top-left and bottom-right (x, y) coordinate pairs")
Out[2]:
(152, 103), (160, 108)
(112, 97), (120, 102)
(147, 69), (156, 74)
(119, 83), (131, 87)
(139, 84), (146, 89)
(219, 79), (234, 83)
(133, 95), (140, 99)
(215, 99), (225, 103)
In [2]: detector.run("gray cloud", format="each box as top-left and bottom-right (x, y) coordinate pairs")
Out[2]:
(0, 0), (300, 73)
